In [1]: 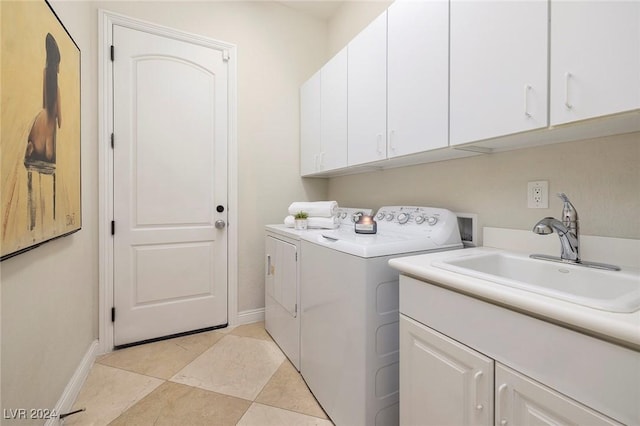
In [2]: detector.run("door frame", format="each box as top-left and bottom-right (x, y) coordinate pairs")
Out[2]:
(98, 10), (238, 354)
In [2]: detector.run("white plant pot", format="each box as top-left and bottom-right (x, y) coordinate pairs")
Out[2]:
(294, 219), (308, 230)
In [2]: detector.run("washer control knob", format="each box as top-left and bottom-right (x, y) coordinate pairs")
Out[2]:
(376, 212), (385, 220)
(386, 213), (395, 221)
(339, 212), (346, 219)
(427, 216), (438, 226)
(352, 212), (364, 223)
(415, 215), (425, 224)
(397, 213), (410, 224)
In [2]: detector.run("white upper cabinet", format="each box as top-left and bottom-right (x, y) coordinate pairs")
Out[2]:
(300, 1), (637, 177)
(321, 47), (348, 171)
(450, 0), (548, 146)
(550, 1), (640, 126)
(348, 11), (388, 166)
(300, 71), (321, 176)
(387, 0), (449, 157)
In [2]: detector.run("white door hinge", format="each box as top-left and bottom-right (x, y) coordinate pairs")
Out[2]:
(222, 50), (230, 61)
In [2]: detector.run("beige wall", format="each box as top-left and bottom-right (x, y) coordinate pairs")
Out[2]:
(327, 1), (392, 57)
(1, 2), (97, 421)
(328, 132), (640, 242)
(325, 2), (640, 242)
(1, 0), (328, 418)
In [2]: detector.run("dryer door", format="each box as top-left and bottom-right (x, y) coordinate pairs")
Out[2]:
(266, 235), (298, 317)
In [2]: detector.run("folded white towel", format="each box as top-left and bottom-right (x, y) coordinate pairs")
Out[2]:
(284, 215), (339, 229)
(288, 201), (338, 218)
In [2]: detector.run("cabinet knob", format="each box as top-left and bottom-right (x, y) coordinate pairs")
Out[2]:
(500, 420), (508, 425)
(476, 404), (484, 411)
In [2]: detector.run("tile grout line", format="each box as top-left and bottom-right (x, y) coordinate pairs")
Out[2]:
(248, 400), (332, 422)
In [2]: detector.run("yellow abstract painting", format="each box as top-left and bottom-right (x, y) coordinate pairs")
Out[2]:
(1, 0), (81, 260)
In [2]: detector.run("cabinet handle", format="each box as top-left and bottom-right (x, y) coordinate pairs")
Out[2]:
(319, 152), (325, 169)
(564, 72), (573, 109)
(523, 84), (532, 118)
(497, 383), (508, 425)
(266, 255), (272, 276)
(314, 154), (319, 171)
(389, 130), (396, 152)
(376, 134), (383, 155)
(473, 371), (484, 411)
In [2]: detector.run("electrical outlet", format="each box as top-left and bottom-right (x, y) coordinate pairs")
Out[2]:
(528, 181), (549, 208)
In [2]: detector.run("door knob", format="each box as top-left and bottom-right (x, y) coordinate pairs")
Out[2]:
(215, 220), (226, 229)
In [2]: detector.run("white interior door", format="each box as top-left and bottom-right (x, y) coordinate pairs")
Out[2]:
(112, 25), (228, 346)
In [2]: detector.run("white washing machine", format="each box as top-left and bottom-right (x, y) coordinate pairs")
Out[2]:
(264, 208), (372, 370)
(299, 206), (463, 426)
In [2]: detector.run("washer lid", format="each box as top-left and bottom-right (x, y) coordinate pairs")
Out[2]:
(302, 229), (462, 258)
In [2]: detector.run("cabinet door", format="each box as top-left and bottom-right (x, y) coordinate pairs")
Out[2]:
(400, 315), (493, 426)
(300, 71), (321, 176)
(388, 0), (449, 157)
(348, 11), (387, 166)
(550, 1), (640, 125)
(450, 0), (548, 146)
(321, 47), (348, 171)
(495, 364), (622, 426)
(265, 236), (297, 317)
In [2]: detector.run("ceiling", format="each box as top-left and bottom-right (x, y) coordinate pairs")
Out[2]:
(278, 1), (345, 20)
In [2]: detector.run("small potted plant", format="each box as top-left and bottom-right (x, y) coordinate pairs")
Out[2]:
(294, 211), (309, 230)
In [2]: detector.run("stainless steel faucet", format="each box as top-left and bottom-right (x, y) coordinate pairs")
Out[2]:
(532, 193), (579, 261)
(530, 193), (620, 271)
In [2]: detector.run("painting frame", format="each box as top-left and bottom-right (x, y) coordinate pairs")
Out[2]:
(1, 0), (82, 261)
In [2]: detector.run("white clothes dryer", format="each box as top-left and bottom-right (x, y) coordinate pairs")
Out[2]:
(264, 208), (372, 370)
(299, 206), (463, 426)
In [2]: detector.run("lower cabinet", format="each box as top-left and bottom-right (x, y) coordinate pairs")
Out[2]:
(399, 314), (621, 426)
(400, 314), (493, 426)
(495, 364), (620, 426)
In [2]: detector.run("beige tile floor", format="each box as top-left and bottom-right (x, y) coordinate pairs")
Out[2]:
(65, 322), (333, 426)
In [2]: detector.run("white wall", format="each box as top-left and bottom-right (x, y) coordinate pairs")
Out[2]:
(325, 2), (640, 242)
(1, 0), (328, 419)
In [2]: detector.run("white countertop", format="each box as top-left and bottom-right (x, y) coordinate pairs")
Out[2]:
(389, 247), (640, 350)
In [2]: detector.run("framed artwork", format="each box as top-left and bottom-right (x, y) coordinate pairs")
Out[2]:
(1, 0), (81, 261)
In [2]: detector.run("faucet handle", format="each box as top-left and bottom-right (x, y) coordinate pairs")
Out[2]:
(557, 192), (578, 229)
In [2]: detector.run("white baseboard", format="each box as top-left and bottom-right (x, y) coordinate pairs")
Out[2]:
(236, 308), (265, 325)
(46, 339), (99, 426)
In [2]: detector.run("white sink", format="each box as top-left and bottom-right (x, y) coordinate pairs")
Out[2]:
(433, 252), (640, 313)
